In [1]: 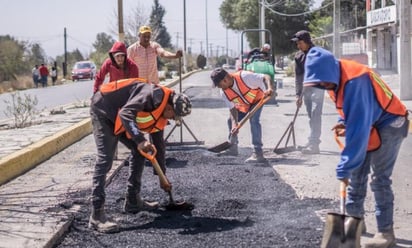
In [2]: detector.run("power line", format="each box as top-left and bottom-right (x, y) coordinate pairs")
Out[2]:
(261, 0), (333, 17)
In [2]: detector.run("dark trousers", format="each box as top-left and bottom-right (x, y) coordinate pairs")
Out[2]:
(90, 110), (152, 209)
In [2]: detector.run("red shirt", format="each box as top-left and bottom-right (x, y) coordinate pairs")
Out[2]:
(39, 65), (49, 76)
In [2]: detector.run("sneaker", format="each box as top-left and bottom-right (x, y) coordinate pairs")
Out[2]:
(301, 144), (320, 154)
(217, 145), (238, 156)
(364, 229), (396, 248)
(245, 153), (267, 163)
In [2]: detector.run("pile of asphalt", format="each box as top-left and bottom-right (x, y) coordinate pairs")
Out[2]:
(55, 146), (333, 247)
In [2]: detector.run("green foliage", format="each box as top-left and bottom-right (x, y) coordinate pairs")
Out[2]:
(197, 54), (207, 69)
(0, 35), (30, 81)
(220, 0), (311, 56)
(149, 0), (172, 49)
(3, 91), (39, 128)
(93, 33), (116, 54)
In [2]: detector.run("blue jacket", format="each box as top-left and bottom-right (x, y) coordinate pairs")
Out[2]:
(303, 47), (401, 179)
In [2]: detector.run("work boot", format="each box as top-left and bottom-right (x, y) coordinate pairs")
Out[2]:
(364, 229), (396, 248)
(301, 144), (320, 154)
(217, 145), (238, 156)
(124, 193), (159, 214)
(245, 152), (267, 164)
(88, 207), (119, 233)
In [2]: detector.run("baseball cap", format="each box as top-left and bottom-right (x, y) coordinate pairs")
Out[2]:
(291, 30), (312, 43)
(139, 25), (152, 34)
(210, 67), (228, 86)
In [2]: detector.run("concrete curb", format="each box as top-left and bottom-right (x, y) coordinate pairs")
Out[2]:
(0, 70), (202, 186)
(0, 118), (92, 185)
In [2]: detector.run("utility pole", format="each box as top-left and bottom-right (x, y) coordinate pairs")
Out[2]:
(183, 0), (187, 73)
(63, 27), (67, 78)
(259, 0), (265, 46)
(399, 0), (412, 99)
(205, 0), (209, 66)
(175, 32), (180, 50)
(333, 0), (341, 58)
(118, 0), (124, 42)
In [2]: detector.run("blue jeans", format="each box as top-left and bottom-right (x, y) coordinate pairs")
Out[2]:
(227, 105), (264, 154)
(303, 87), (324, 145)
(345, 117), (408, 232)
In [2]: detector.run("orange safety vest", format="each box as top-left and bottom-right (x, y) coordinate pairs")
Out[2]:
(99, 77), (147, 94)
(328, 59), (407, 151)
(223, 72), (265, 113)
(99, 78), (172, 137)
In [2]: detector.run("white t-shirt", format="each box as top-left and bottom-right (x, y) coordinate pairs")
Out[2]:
(220, 71), (267, 109)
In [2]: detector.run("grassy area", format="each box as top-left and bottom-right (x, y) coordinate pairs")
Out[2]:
(0, 75), (67, 93)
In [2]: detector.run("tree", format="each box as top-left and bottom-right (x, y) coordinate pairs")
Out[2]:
(149, 0), (172, 49)
(93, 33), (116, 54)
(0, 35), (28, 81)
(29, 43), (46, 65)
(220, 0), (312, 56)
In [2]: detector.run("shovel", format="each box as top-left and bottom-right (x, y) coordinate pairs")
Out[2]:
(139, 146), (194, 211)
(273, 104), (301, 154)
(321, 181), (363, 248)
(208, 96), (270, 153)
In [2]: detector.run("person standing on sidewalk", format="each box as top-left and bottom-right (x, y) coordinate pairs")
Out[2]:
(303, 47), (409, 248)
(127, 25), (182, 85)
(127, 25), (183, 169)
(32, 64), (40, 88)
(51, 66), (58, 85)
(291, 30), (324, 154)
(210, 67), (274, 163)
(39, 63), (49, 87)
(93, 41), (139, 94)
(89, 78), (192, 233)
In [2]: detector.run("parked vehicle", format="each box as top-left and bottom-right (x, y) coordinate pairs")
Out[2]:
(71, 61), (96, 81)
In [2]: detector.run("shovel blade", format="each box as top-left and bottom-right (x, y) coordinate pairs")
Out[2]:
(321, 213), (362, 248)
(207, 141), (232, 153)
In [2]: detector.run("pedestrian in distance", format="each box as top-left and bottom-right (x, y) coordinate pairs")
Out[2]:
(303, 46), (409, 248)
(210, 67), (274, 163)
(89, 78), (192, 233)
(51, 66), (57, 85)
(291, 30), (324, 154)
(93, 41), (139, 94)
(127, 25), (183, 85)
(39, 63), (49, 87)
(32, 64), (40, 88)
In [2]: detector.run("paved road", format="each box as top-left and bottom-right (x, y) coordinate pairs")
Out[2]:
(0, 70), (411, 247)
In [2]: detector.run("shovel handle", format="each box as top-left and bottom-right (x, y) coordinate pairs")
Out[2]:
(233, 96), (270, 133)
(139, 146), (172, 192)
(340, 181), (347, 215)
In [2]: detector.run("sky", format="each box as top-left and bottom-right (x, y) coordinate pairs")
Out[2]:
(0, 0), (322, 59)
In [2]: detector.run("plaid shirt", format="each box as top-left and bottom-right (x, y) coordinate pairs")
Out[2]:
(127, 41), (165, 84)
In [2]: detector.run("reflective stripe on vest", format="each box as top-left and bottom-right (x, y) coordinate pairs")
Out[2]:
(328, 59), (407, 151)
(111, 84), (173, 137)
(223, 72), (264, 113)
